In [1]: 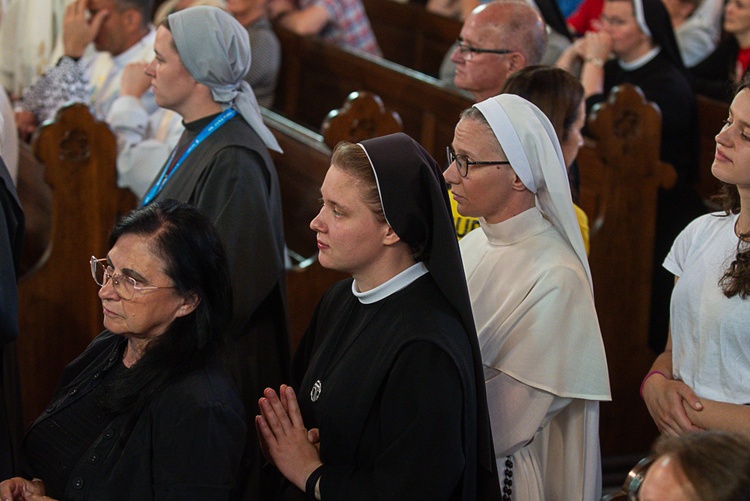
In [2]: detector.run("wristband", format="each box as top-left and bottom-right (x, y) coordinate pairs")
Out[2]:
(305, 464), (324, 500)
(584, 57), (604, 68)
(639, 370), (668, 400)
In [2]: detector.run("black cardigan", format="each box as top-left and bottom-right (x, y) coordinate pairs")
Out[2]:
(20, 331), (247, 501)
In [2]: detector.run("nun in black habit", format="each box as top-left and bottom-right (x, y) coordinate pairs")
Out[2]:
(256, 133), (499, 500)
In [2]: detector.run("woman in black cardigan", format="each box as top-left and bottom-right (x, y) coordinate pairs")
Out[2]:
(0, 200), (246, 501)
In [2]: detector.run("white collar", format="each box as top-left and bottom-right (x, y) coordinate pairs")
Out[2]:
(619, 46), (660, 70)
(352, 262), (428, 304)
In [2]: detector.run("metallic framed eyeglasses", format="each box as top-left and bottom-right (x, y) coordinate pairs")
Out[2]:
(455, 39), (515, 61)
(447, 145), (511, 178)
(90, 256), (174, 300)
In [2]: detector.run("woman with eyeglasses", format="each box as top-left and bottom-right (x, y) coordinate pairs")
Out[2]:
(445, 95), (610, 500)
(256, 133), (499, 500)
(0, 200), (246, 501)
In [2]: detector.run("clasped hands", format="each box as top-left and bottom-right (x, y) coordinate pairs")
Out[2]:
(256, 384), (323, 493)
(0, 477), (56, 501)
(642, 374), (704, 437)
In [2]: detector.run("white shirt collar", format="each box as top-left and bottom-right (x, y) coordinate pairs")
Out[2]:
(619, 46), (660, 71)
(352, 262), (428, 304)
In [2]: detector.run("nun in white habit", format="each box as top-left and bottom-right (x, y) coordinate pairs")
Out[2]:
(444, 94), (611, 501)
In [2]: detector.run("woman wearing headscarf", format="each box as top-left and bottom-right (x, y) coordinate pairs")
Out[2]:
(445, 94), (610, 500)
(556, 0), (706, 352)
(257, 133), (499, 500)
(0, 200), (246, 500)
(141, 8), (288, 498)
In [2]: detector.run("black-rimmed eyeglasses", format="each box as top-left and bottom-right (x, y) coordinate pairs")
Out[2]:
(447, 145), (511, 178)
(455, 39), (515, 61)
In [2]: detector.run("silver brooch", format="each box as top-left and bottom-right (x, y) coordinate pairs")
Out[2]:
(311, 380), (322, 402)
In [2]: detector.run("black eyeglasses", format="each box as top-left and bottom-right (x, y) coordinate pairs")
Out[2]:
(447, 145), (511, 178)
(455, 39), (515, 61)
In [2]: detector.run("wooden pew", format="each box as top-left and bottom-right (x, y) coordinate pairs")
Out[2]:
(273, 26), (473, 164)
(361, 0), (461, 78)
(578, 84), (676, 457)
(16, 103), (137, 423)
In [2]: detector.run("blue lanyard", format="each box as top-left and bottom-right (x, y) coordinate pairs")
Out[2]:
(142, 108), (238, 206)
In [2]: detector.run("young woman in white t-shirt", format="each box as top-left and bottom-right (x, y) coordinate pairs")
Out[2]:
(641, 76), (750, 439)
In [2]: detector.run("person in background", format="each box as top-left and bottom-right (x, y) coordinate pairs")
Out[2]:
(14, 0), (157, 141)
(0, 0), (75, 96)
(445, 1), (548, 103)
(557, 0), (705, 354)
(446, 94), (610, 500)
(226, 0), (281, 107)
(266, 0), (381, 56)
(691, 0), (750, 101)
(0, 199), (246, 500)
(663, 0), (722, 68)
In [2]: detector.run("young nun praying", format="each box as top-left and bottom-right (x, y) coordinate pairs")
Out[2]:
(257, 132), (500, 500)
(445, 94), (611, 501)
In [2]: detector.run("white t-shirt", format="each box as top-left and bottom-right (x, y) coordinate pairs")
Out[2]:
(664, 211), (750, 403)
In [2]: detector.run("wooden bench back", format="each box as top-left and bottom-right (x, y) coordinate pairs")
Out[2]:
(273, 27), (472, 164)
(362, 0), (460, 78)
(578, 83), (676, 456)
(16, 103), (136, 422)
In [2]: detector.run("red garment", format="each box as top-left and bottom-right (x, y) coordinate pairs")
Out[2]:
(738, 46), (750, 77)
(567, 0), (603, 35)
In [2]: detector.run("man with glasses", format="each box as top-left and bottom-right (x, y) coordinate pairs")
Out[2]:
(442, 0), (548, 103)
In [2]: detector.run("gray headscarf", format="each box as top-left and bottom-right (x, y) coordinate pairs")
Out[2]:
(168, 6), (282, 152)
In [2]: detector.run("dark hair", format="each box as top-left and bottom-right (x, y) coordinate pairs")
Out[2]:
(115, 0), (154, 28)
(501, 65), (584, 144)
(652, 431), (750, 501)
(715, 76), (750, 298)
(104, 199), (232, 412)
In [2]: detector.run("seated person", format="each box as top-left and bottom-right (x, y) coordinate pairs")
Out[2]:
(557, 0), (706, 353)
(266, 0), (381, 56)
(664, 0), (723, 68)
(14, 0), (157, 141)
(439, 1), (552, 91)
(0, 200), (246, 500)
(691, 0), (750, 101)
